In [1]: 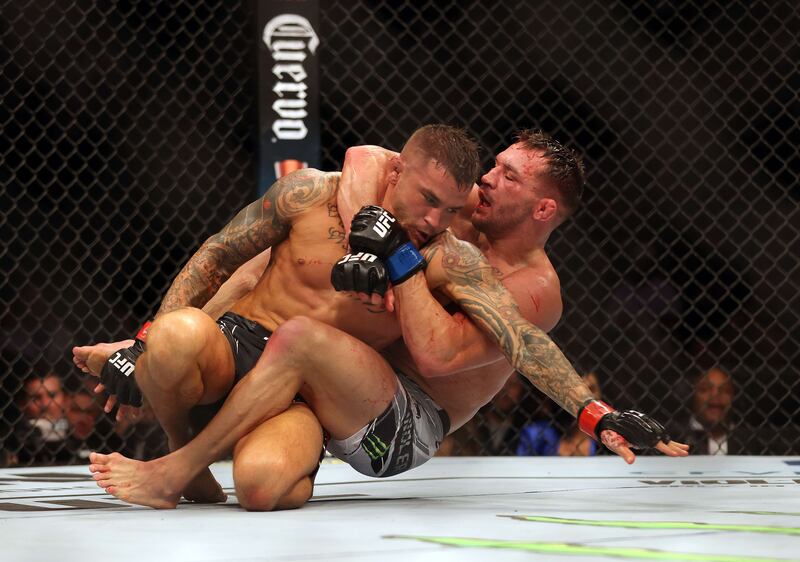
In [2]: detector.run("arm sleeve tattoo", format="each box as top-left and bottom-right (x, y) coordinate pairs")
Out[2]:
(157, 170), (335, 315)
(429, 233), (594, 416)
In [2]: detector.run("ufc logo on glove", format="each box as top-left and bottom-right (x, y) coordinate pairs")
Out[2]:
(337, 252), (378, 264)
(372, 211), (396, 238)
(109, 352), (136, 376)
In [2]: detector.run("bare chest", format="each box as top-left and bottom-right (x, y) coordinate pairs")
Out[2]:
(253, 206), (402, 348)
(276, 204), (349, 289)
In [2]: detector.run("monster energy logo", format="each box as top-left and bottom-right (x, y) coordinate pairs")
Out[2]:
(361, 434), (389, 460)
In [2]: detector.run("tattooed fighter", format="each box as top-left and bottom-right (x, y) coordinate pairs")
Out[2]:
(81, 128), (687, 509)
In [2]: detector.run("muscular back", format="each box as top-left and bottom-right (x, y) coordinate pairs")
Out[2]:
(231, 171), (402, 351)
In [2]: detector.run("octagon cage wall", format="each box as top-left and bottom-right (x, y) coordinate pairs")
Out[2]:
(1, 0), (798, 466)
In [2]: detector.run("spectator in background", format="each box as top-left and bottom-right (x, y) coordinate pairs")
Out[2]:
(67, 386), (121, 461)
(68, 384), (168, 462)
(681, 366), (735, 455)
(517, 372), (603, 457)
(10, 374), (167, 466)
(0, 418), (20, 467)
(16, 373), (72, 464)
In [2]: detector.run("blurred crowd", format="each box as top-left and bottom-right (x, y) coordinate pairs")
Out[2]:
(2, 362), (791, 467)
(437, 365), (746, 458)
(1, 372), (166, 467)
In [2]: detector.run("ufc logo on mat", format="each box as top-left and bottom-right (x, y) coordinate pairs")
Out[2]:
(337, 252), (378, 264)
(372, 211), (396, 238)
(109, 352), (135, 376)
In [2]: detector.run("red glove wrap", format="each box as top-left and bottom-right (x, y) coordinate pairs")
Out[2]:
(578, 400), (615, 440)
(135, 321), (152, 342)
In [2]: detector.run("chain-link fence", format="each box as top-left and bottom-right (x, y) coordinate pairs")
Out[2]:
(2, 1), (798, 466)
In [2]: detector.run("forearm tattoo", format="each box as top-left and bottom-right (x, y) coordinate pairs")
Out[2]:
(157, 171), (335, 315)
(428, 234), (594, 416)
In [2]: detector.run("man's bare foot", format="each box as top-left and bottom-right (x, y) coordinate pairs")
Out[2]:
(182, 468), (227, 504)
(73, 340), (139, 417)
(73, 340), (135, 376)
(89, 451), (182, 509)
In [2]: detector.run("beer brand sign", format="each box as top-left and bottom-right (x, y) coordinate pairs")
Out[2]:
(258, 2), (320, 194)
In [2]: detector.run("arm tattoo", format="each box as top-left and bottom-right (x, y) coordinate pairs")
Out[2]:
(432, 233), (593, 416)
(158, 170), (335, 314)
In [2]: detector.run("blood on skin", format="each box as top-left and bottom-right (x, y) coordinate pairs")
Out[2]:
(529, 294), (541, 312)
(263, 200), (272, 210)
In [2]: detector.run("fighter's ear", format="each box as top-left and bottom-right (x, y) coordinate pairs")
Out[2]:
(533, 198), (558, 221)
(389, 154), (403, 185)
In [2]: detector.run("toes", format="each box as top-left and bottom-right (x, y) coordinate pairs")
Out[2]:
(89, 452), (110, 464)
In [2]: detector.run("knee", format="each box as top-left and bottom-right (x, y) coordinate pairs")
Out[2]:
(147, 308), (210, 358)
(269, 316), (324, 356)
(142, 308), (213, 382)
(273, 478), (313, 510)
(234, 454), (295, 512)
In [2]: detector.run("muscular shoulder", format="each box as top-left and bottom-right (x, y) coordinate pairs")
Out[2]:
(500, 263), (563, 332)
(421, 231), (495, 290)
(269, 169), (340, 219)
(423, 232), (563, 332)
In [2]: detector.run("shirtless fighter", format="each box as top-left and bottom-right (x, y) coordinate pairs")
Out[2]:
(82, 129), (686, 509)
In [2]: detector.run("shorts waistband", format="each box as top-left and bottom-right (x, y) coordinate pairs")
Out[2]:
(220, 311), (273, 338)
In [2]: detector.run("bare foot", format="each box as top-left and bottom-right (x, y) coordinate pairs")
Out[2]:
(89, 451), (181, 509)
(182, 468), (227, 504)
(73, 340), (139, 416)
(73, 340), (135, 376)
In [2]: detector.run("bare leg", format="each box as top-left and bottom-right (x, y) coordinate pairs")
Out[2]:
(233, 402), (323, 511)
(89, 403), (323, 510)
(91, 315), (398, 508)
(135, 307), (235, 503)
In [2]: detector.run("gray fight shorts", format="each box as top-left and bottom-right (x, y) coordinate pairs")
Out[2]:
(327, 370), (450, 478)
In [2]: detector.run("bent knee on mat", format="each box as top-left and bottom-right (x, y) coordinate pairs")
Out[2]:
(237, 480), (312, 512)
(234, 460), (312, 511)
(235, 481), (283, 511)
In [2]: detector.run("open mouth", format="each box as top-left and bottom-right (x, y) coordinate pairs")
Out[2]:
(477, 190), (492, 208)
(411, 229), (430, 246)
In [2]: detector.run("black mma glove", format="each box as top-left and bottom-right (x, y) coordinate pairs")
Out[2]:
(330, 251), (389, 296)
(348, 205), (426, 285)
(99, 321), (151, 407)
(577, 399), (671, 449)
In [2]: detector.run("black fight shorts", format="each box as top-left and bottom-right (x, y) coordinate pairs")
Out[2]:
(188, 312), (272, 430)
(217, 311), (273, 383)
